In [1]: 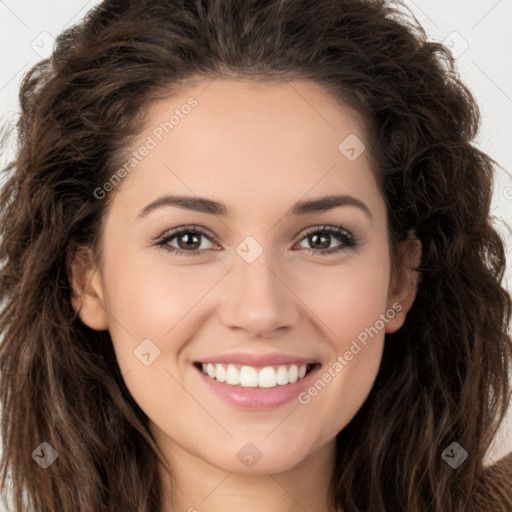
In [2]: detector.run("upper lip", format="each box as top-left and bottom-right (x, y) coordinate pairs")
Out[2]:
(195, 353), (320, 367)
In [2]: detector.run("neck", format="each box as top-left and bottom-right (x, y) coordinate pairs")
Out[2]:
(156, 437), (341, 512)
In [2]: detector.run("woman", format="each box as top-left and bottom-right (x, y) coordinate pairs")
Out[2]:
(0, 0), (511, 510)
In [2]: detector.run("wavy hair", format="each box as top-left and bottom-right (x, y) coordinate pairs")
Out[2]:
(1, 0), (511, 510)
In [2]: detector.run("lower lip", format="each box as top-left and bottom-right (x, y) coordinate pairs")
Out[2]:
(194, 364), (321, 410)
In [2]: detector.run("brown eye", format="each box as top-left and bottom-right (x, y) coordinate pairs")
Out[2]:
(307, 232), (332, 250)
(175, 231), (202, 251)
(155, 226), (217, 256)
(296, 225), (357, 255)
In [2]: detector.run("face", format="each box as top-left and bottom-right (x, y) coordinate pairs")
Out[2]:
(71, 78), (420, 476)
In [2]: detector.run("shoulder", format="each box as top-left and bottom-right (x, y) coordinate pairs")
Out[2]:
(470, 451), (512, 511)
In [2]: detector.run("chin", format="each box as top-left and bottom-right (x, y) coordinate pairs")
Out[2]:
(193, 432), (321, 475)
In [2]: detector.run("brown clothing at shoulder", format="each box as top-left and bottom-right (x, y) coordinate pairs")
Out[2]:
(470, 451), (512, 512)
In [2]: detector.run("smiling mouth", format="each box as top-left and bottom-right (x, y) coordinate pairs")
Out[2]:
(194, 362), (318, 389)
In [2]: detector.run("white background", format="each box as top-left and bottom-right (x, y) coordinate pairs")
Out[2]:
(0, 0), (511, 504)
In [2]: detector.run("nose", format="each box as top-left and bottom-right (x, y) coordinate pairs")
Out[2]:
(218, 248), (302, 339)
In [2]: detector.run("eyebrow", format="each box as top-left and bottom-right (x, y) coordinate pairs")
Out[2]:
(136, 193), (373, 221)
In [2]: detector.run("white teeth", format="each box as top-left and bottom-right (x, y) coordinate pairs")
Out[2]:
(226, 364), (240, 385)
(276, 365), (289, 385)
(240, 366), (259, 387)
(199, 362), (310, 388)
(215, 363), (226, 382)
(258, 366), (277, 388)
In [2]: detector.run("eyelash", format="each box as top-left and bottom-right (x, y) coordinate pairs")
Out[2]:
(154, 224), (359, 257)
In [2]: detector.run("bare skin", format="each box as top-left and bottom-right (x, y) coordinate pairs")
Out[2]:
(70, 78), (421, 512)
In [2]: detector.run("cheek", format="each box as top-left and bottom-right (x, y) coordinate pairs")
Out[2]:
(294, 255), (390, 430)
(299, 253), (391, 349)
(101, 259), (208, 421)
(103, 253), (216, 340)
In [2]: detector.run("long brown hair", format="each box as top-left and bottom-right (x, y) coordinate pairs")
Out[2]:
(1, 0), (511, 510)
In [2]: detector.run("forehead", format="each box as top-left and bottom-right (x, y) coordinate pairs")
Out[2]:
(110, 78), (384, 223)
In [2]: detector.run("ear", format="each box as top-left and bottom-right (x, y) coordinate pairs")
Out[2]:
(66, 244), (109, 331)
(385, 233), (422, 334)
